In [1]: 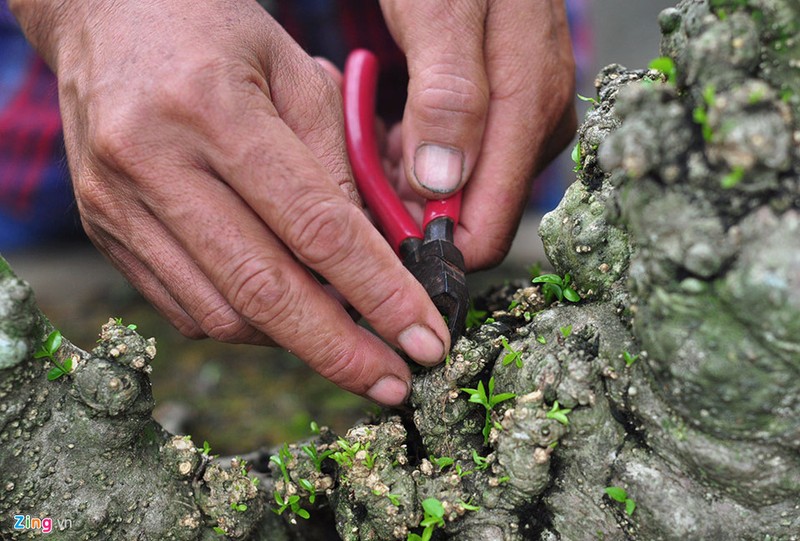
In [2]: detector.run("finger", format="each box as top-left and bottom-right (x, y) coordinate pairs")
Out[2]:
(380, 0), (490, 197)
(265, 42), (362, 206)
(136, 161), (415, 405)
(75, 179), (271, 345)
(207, 119), (449, 364)
(198, 77), (451, 366)
(456, 0), (577, 270)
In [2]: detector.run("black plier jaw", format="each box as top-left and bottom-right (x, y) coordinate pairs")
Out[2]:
(400, 217), (468, 344)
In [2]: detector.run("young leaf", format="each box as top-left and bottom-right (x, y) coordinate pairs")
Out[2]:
(563, 287), (581, 302)
(604, 486), (628, 503)
(47, 367), (65, 381)
(546, 401), (572, 426)
(625, 498), (636, 516)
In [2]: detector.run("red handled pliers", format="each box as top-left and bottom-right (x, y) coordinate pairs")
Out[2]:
(343, 49), (469, 343)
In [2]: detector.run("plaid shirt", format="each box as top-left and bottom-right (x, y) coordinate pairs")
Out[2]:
(0, 0), (590, 250)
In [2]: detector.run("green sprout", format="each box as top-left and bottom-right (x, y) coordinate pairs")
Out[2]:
(721, 165), (745, 189)
(465, 301), (488, 330)
(213, 526), (226, 536)
(269, 443), (293, 486)
(309, 421), (320, 434)
(693, 84), (717, 142)
(623, 351), (639, 367)
(472, 450), (490, 470)
(301, 443), (333, 472)
(501, 337), (524, 368)
(560, 325), (573, 338)
(407, 497), (446, 541)
(536, 335), (547, 345)
(34, 330), (72, 381)
(648, 56), (677, 85)
(546, 401), (572, 426)
(462, 377), (516, 444)
(298, 478), (317, 504)
(386, 493), (402, 506)
(330, 438), (369, 469)
(429, 455), (454, 471)
(497, 475), (511, 485)
(577, 93), (598, 106)
(230, 502), (248, 513)
(532, 273), (581, 304)
(273, 491), (310, 520)
(571, 141), (583, 173)
(458, 499), (481, 511)
(604, 486), (636, 516)
(454, 463), (473, 478)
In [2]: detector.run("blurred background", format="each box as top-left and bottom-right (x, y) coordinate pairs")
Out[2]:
(2, 0), (675, 455)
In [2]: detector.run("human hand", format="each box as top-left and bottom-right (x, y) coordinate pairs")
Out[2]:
(9, 0), (452, 405)
(380, 0), (577, 268)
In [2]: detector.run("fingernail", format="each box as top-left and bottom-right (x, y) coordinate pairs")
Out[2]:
(398, 324), (445, 365)
(366, 375), (410, 405)
(413, 143), (464, 193)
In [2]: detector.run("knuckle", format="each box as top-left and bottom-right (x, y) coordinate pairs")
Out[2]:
(358, 281), (408, 324)
(315, 343), (369, 392)
(284, 196), (355, 268)
(226, 257), (295, 328)
(173, 316), (206, 340)
(411, 67), (489, 128)
(196, 303), (253, 343)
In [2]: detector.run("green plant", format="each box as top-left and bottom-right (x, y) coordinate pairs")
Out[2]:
(298, 478), (317, 504)
(693, 84), (717, 141)
(465, 301), (488, 330)
(429, 455), (454, 471)
(270, 443), (293, 485)
(230, 501), (248, 513)
(604, 486), (636, 516)
(34, 330), (72, 381)
(648, 56), (677, 85)
(497, 475), (510, 484)
(536, 335), (547, 345)
(472, 450), (490, 470)
(273, 491), (310, 520)
(407, 497), (446, 541)
(330, 438), (368, 469)
(546, 401), (572, 426)
(532, 273), (581, 304)
(309, 421), (320, 434)
(462, 377), (516, 444)
(501, 337), (524, 368)
(212, 526), (226, 536)
(560, 325), (573, 338)
(571, 141), (583, 173)
(457, 499), (481, 511)
(301, 443), (333, 472)
(577, 93), (598, 106)
(721, 165), (745, 189)
(454, 463), (473, 478)
(622, 351), (639, 367)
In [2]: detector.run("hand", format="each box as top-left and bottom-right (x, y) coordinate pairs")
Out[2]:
(9, 0), (452, 405)
(380, 0), (577, 268)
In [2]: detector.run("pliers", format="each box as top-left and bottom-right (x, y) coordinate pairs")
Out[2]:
(343, 49), (469, 344)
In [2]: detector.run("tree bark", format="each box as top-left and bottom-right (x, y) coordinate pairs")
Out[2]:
(2, 0), (799, 539)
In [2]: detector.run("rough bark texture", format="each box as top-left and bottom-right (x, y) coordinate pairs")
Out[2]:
(2, 0), (799, 539)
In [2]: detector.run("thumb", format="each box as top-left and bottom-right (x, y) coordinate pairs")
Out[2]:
(381, 1), (490, 196)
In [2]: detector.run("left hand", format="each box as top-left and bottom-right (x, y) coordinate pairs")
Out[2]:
(379, 0), (577, 269)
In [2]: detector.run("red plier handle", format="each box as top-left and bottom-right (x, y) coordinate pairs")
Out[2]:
(344, 49), (469, 343)
(343, 49), (462, 255)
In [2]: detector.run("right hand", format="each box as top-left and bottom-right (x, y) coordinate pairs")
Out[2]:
(9, 0), (452, 405)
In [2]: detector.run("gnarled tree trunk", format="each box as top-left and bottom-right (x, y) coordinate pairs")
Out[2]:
(2, 1), (799, 539)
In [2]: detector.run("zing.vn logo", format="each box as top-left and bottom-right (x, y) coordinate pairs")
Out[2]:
(13, 515), (72, 534)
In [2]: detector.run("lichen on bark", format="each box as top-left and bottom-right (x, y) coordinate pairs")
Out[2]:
(2, 0), (800, 539)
